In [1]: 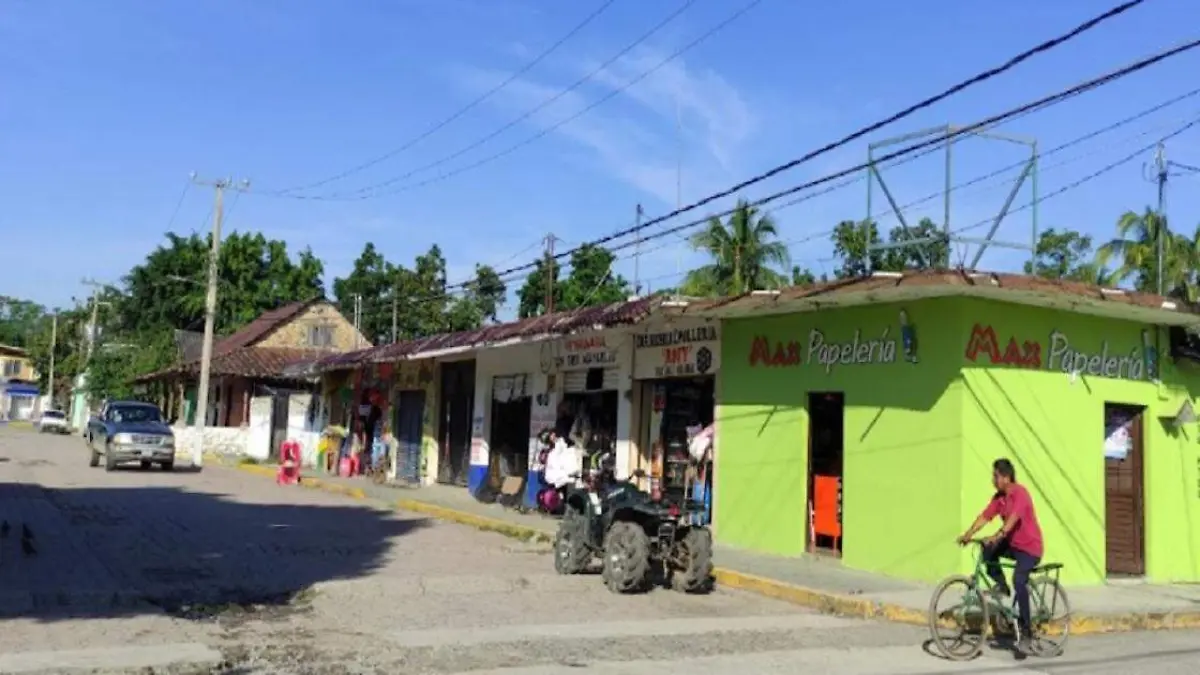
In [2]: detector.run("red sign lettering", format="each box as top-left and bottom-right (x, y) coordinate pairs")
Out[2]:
(965, 324), (1041, 368)
(566, 336), (607, 352)
(663, 345), (691, 365)
(749, 335), (801, 367)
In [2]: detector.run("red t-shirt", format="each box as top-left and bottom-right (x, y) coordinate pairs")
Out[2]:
(980, 483), (1044, 558)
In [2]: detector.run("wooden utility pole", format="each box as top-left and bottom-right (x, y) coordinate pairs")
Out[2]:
(190, 174), (250, 468)
(543, 233), (557, 315)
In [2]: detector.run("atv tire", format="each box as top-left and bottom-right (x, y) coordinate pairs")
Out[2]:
(554, 507), (591, 575)
(671, 526), (715, 593)
(602, 521), (651, 594)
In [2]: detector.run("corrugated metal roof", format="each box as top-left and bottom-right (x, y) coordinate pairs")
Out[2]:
(315, 295), (661, 371)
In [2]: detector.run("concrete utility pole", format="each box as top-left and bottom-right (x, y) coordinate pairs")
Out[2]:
(80, 279), (106, 363)
(1153, 142), (1168, 296)
(190, 174), (250, 468)
(352, 294), (363, 348)
(391, 286), (398, 344)
(543, 233), (557, 315)
(633, 204), (644, 297)
(47, 313), (57, 408)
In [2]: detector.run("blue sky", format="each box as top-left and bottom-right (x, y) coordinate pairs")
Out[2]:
(3, 0), (1199, 320)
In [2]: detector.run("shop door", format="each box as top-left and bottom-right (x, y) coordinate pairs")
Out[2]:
(268, 393), (289, 460)
(807, 392), (844, 556)
(395, 390), (425, 483)
(438, 360), (476, 486)
(1104, 403), (1146, 577)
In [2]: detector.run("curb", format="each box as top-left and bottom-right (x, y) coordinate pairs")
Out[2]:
(212, 456), (1200, 636)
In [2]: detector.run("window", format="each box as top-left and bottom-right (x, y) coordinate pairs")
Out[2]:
(108, 404), (162, 424)
(2, 360), (20, 377)
(308, 325), (333, 347)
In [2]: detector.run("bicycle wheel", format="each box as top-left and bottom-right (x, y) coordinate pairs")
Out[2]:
(1029, 576), (1070, 657)
(928, 575), (989, 661)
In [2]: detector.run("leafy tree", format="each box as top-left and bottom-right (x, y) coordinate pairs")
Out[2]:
(447, 264), (508, 331)
(1096, 208), (1199, 299)
(1023, 228), (1107, 283)
(515, 245), (630, 318)
(333, 242), (397, 343)
(0, 296), (46, 348)
(791, 266), (820, 286)
(680, 199), (790, 296)
(830, 217), (947, 278)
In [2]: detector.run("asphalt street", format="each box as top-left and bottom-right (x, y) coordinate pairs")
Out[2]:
(0, 425), (1197, 674)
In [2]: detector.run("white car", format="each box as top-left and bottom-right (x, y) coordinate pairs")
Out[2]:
(38, 409), (70, 434)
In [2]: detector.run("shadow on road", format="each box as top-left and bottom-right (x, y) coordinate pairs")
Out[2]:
(0, 481), (428, 622)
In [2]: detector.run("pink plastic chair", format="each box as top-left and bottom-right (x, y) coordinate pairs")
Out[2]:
(277, 439), (302, 485)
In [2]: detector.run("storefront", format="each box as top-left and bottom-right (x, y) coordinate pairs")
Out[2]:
(631, 318), (720, 525)
(715, 290), (1200, 587)
(388, 359), (438, 484)
(469, 341), (550, 501)
(439, 358), (476, 487)
(2, 381), (39, 421)
(543, 330), (633, 479)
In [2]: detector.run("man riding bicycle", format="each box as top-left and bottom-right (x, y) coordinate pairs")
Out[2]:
(957, 458), (1044, 652)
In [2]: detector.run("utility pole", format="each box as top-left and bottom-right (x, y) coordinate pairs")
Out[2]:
(633, 204), (644, 297)
(47, 313), (57, 408)
(80, 279), (105, 363)
(352, 294), (363, 348)
(543, 233), (557, 315)
(190, 174), (250, 468)
(1154, 142), (1168, 296)
(391, 286), (398, 344)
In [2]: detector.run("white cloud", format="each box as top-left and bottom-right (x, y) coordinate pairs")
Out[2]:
(447, 45), (759, 208)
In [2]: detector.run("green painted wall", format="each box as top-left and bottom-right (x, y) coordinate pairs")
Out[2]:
(717, 299), (964, 581)
(958, 298), (1200, 586)
(718, 295), (1200, 586)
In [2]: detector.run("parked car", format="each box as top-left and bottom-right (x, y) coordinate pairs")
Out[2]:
(86, 401), (176, 471)
(38, 409), (70, 434)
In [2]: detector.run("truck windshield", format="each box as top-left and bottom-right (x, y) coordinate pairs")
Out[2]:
(110, 406), (161, 424)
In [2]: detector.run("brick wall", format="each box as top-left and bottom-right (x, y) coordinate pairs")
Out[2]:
(257, 302), (368, 352)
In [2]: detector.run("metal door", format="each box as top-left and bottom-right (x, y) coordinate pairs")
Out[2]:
(248, 396), (272, 459)
(1104, 403), (1146, 576)
(395, 390), (426, 483)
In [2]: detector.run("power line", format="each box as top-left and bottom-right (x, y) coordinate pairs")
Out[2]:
(448, 27), (1188, 291)
(265, 0), (620, 196)
(336, 37), (1200, 309)
(274, 0), (759, 201)
(295, 0), (701, 200)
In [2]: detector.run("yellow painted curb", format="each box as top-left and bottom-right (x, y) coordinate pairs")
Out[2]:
(214, 455), (1200, 635)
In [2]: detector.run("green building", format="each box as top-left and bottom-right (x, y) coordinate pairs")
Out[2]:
(709, 272), (1200, 586)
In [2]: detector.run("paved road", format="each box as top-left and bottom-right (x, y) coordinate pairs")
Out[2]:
(1, 426), (1197, 674)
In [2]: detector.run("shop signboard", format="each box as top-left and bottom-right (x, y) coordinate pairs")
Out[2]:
(553, 334), (619, 371)
(634, 323), (720, 379)
(965, 323), (1157, 381)
(747, 309), (918, 373)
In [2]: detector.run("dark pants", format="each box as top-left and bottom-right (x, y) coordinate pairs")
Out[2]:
(982, 539), (1040, 633)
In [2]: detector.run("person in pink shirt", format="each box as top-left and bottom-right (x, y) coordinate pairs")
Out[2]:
(957, 458), (1044, 651)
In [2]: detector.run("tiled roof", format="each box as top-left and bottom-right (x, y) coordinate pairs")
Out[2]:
(211, 299), (319, 357)
(314, 295), (662, 371)
(684, 269), (1197, 317)
(173, 347), (321, 379)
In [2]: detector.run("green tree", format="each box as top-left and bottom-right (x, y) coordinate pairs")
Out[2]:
(1096, 208), (1199, 299)
(681, 199), (790, 296)
(791, 266), (820, 286)
(1023, 228), (1108, 283)
(515, 245), (630, 317)
(830, 217), (947, 278)
(447, 264), (508, 331)
(0, 296), (47, 348)
(333, 242), (397, 343)
(516, 257), (561, 319)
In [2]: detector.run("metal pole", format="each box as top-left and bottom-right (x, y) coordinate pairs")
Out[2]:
(544, 233), (556, 314)
(943, 125), (953, 268)
(391, 287), (398, 344)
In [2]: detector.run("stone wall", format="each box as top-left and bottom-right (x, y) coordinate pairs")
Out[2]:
(172, 425), (249, 460)
(257, 302), (368, 352)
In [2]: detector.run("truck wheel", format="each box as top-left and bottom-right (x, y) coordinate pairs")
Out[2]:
(553, 506), (591, 575)
(160, 460), (174, 472)
(104, 443), (118, 472)
(88, 437), (100, 467)
(671, 526), (715, 593)
(602, 521), (651, 594)
(139, 460), (152, 470)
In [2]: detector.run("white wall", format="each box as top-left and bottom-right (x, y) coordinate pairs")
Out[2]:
(472, 341), (544, 477)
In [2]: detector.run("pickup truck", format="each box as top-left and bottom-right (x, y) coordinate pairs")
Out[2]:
(86, 400), (176, 471)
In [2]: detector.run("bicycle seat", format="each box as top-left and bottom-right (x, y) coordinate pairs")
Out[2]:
(1031, 562), (1063, 573)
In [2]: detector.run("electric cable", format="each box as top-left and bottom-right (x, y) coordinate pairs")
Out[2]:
(264, 0), (621, 196)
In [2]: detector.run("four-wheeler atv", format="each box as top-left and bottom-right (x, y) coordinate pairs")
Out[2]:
(553, 456), (713, 595)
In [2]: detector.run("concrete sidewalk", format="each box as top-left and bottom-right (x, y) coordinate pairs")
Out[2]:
(215, 455), (1200, 635)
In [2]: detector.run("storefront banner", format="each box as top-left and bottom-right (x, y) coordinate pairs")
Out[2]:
(554, 334), (618, 371)
(747, 309), (917, 373)
(634, 324), (720, 379)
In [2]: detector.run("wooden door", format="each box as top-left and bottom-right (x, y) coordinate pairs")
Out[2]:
(1104, 403), (1145, 576)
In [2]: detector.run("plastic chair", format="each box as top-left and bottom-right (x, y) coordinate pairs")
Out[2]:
(277, 439), (302, 485)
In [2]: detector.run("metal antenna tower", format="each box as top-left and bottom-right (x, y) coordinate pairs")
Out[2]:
(864, 124), (1039, 272)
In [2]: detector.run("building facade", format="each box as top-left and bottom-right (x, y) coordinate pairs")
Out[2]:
(0, 344), (40, 422)
(711, 276), (1200, 587)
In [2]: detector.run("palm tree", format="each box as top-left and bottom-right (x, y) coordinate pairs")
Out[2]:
(681, 200), (790, 296)
(1096, 207), (1200, 299)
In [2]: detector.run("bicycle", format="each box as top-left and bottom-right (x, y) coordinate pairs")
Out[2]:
(927, 539), (1071, 661)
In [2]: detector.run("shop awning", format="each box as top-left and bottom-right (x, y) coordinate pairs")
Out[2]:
(675, 270), (1200, 328)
